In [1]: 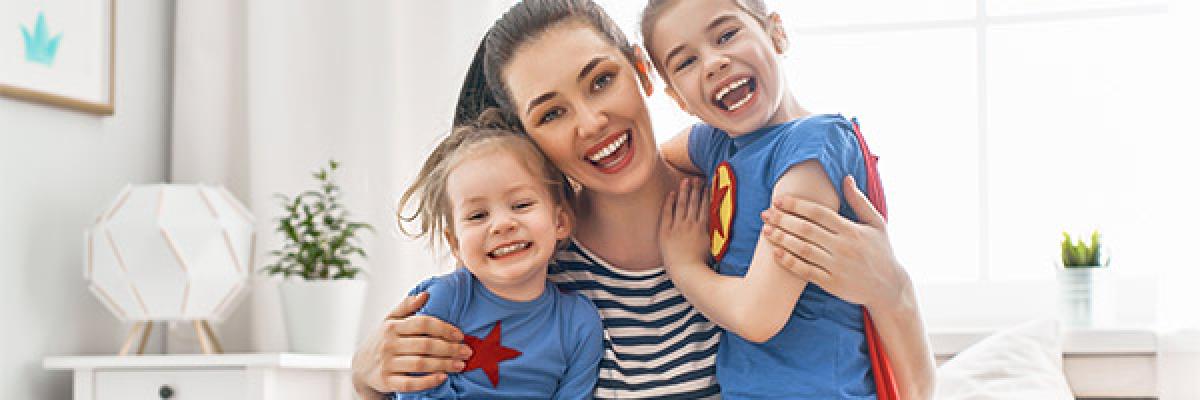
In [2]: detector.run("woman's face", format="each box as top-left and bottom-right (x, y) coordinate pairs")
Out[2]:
(502, 21), (658, 197)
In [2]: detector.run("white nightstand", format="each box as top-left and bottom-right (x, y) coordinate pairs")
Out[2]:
(43, 353), (352, 400)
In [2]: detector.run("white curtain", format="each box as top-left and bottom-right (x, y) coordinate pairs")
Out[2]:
(171, 0), (506, 352)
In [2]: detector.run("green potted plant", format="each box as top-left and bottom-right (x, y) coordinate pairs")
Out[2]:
(264, 160), (372, 354)
(1057, 230), (1109, 327)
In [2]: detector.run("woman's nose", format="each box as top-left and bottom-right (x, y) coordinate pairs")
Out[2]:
(576, 103), (610, 140)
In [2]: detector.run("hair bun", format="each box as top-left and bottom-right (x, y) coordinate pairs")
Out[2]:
(473, 107), (516, 130)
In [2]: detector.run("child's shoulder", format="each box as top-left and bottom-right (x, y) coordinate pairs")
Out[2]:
(772, 114), (858, 148)
(780, 113), (854, 135)
(409, 267), (474, 297)
(550, 286), (602, 327)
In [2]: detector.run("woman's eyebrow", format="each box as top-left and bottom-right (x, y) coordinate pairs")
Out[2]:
(577, 56), (609, 82)
(525, 55), (611, 116)
(526, 92), (558, 116)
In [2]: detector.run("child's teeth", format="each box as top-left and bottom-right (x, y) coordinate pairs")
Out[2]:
(492, 242), (530, 257)
(727, 92), (754, 111)
(714, 78), (750, 102)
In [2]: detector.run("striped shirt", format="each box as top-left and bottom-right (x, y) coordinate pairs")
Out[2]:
(549, 239), (721, 399)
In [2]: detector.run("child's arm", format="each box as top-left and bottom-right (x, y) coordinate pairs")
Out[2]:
(552, 297), (604, 400)
(659, 161), (839, 343)
(661, 125), (703, 175)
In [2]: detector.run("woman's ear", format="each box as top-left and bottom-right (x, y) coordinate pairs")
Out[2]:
(554, 206), (572, 240)
(632, 45), (656, 96)
(768, 13), (789, 54)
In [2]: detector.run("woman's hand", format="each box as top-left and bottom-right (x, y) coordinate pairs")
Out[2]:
(351, 292), (473, 399)
(763, 175), (935, 399)
(760, 175), (911, 310)
(658, 178), (712, 270)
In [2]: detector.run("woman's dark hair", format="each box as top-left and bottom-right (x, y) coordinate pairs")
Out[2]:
(454, 0), (639, 128)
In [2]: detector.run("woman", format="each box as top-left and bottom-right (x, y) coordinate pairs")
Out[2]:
(354, 0), (934, 398)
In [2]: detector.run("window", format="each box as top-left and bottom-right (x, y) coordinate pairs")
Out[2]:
(603, 0), (1184, 284)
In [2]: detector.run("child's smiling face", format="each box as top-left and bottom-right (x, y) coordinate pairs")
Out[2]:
(649, 0), (792, 136)
(444, 148), (570, 301)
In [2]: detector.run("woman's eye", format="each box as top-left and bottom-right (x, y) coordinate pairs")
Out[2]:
(674, 56), (696, 73)
(538, 108), (565, 125)
(467, 211), (487, 221)
(717, 28), (739, 44)
(514, 200), (535, 210)
(591, 72), (614, 91)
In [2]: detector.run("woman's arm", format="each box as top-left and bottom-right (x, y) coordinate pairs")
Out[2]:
(762, 175), (935, 400)
(658, 160), (839, 343)
(351, 292), (473, 399)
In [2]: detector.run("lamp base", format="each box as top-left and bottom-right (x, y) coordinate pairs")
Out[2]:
(118, 320), (224, 355)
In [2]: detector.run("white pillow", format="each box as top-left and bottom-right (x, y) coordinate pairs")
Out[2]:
(934, 319), (1074, 400)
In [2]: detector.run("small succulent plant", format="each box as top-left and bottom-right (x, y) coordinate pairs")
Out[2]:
(263, 160), (372, 279)
(1061, 230), (1109, 268)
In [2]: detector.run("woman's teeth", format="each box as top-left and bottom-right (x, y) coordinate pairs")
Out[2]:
(489, 242), (531, 258)
(587, 132), (629, 163)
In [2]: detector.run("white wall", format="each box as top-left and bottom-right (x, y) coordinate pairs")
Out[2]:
(169, 1), (513, 352)
(0, 1), (176, 399)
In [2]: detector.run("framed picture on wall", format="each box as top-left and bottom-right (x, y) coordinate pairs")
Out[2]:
(0, 0), (115, 115)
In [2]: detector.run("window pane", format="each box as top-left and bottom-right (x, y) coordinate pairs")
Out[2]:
(771, 0), (976, 28)
(987, 0), (1165, 17)
(986, 15), (1170, 280)
(789, 29), (980, 282)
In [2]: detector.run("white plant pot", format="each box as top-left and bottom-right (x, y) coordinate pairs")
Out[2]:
(1058, 267), (1101, 328)
(279, 279), (367, 355)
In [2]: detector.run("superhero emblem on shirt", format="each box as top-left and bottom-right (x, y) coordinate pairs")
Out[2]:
(463, 321), (522, 387)
(709, 161), (736, 262)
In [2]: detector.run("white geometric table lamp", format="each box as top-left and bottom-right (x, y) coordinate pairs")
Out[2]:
(85, 184), (255, 355)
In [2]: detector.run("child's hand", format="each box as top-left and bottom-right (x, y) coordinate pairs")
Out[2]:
(658, 178), (712, 269)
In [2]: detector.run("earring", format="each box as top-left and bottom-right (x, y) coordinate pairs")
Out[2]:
(632, 47), (655, 96)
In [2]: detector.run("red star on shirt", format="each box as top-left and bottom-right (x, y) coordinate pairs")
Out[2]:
(462, 321), (522, 388)
(709, 184), (730, 239)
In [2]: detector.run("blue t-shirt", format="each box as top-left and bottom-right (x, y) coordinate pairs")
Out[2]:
(688, 114), (877, 399)
(393, 267), (603, 400)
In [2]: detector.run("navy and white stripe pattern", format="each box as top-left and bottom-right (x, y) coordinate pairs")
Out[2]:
(549, 239), (721, 399)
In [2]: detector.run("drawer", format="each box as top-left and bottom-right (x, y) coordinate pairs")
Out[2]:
(94, 369), (245, 400)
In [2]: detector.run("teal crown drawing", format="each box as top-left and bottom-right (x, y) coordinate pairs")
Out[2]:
(21, 12), (63, 66)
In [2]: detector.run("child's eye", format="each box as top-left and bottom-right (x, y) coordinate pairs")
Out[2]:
(591, 72), (614, 91)
(466, 210), (488, 221)
(673, 56), (696, 73)
(717, 28), (740, 44)
(513, 200), (536, 211)
(538, 107), (565, 125)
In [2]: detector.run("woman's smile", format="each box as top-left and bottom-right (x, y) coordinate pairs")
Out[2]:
(584, 129), (634, 173)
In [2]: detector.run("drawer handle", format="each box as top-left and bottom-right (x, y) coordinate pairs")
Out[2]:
(158, 384), (175, 399)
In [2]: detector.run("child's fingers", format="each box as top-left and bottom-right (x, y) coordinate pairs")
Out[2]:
(686, 178), (704, 221)
(675, 179), (691, 223)
(660, 190), (678, 234)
